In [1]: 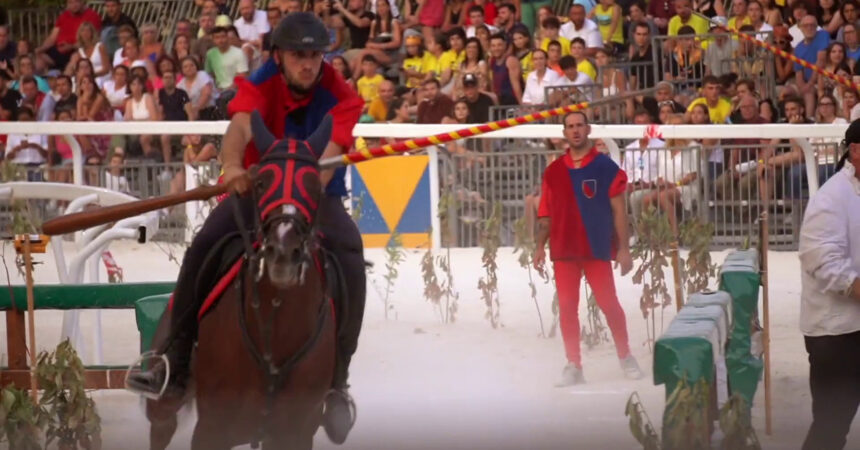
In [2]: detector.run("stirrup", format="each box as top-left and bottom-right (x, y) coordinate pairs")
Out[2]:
(124, 351), (170, 401)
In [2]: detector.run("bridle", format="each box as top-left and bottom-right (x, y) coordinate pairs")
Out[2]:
(229, 150), (331, 440)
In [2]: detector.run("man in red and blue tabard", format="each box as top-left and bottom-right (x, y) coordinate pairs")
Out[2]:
(534, 111), (644, 386)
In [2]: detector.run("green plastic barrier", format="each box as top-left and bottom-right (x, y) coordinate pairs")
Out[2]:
(0, 282), (175, 310)
(135, 294), (170, 355)
(654, 320), (720, 391)
(719, 251), (763, 408)
(686, 291), (733, 325)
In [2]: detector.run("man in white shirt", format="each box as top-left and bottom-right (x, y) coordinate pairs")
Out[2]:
(799, 119), (860, 450)
(551, 55), (593, 103)
(559, 4), (603, 56)
(465, 4), (499, 38)
(5, 106), (48, 180)
(522, 49), (560, 105)
(234, 0), (270, 69)
(623, 110), (663, 221)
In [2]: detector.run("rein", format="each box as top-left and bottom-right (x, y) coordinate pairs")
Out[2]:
(229, 151), (330, 438)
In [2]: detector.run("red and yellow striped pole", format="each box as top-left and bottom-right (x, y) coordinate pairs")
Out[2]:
(698, 13), (860, 91)
(319, 100), (591, 169)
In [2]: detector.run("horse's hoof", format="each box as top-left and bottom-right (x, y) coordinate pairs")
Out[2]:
(322, 389), (357, 445)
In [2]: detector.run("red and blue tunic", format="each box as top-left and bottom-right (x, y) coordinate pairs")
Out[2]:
(537, 148), (627, 262)
(226, 59), (364, 197)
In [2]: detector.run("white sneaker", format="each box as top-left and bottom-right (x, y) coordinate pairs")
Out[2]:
(621, 355), (644, 380)
(555, 363), (586, 387)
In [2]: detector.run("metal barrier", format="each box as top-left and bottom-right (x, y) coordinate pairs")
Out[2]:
(436, 138), (821, 250)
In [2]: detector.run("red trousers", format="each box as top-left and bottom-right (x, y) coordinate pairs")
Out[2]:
(553, 259), (631, 368)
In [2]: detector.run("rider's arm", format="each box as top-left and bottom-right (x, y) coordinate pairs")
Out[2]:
(221, 111), (252, 170)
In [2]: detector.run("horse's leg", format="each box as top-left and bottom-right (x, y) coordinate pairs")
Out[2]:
(145, 309), (185, 450)
(147, 412), (177, 450)
(190, 419), (234, 450)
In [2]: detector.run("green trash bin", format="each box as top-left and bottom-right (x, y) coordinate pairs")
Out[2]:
(135, 294), (171, 355)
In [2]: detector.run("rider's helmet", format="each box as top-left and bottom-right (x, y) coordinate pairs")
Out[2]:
(270, 12), (330, 53)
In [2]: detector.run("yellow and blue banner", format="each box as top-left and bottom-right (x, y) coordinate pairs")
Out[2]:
(349, 155), (433, 248)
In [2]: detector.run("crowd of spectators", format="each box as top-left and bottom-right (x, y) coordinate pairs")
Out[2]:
(0, 0), (853, 218)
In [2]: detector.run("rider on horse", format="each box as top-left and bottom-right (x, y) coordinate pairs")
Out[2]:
(126, 12), (367, 444)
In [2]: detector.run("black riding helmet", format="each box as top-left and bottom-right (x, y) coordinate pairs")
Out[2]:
(270, 12), (329, 52)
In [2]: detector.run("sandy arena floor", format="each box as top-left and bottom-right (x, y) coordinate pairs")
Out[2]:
(0, 240), (850, 449)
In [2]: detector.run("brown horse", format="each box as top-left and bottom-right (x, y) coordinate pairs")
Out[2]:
(145, 112), (337, 449)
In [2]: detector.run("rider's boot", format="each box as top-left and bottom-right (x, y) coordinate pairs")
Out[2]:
(127, 326), (196, 399)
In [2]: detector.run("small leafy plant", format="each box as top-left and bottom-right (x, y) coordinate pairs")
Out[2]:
(679, 218), (717, 294)
(513, 217), (548, 337)
(662, 378), (711, 450)
(0, 385), (47, 450)
(625, 392), (661, 450)
(581, 287), (609, 349)
(381, 232), (405, 320)
(719, 394), (761, 450)
(36, 340), (102, 450)
(477, 203), (502, 328)
(631, 206), (675, 351)
(420, 239), (445, 323)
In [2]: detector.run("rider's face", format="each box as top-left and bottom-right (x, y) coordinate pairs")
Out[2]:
(278, 49), (324, 92)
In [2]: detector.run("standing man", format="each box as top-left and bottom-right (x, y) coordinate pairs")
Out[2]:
(126, 13), (366, 445)
(799, 119), (860, 450)
(534, 112), (643, 386)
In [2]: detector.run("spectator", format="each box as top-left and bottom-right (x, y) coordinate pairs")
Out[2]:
(819, 42), (851, 99)
(728, 0), (751, 30)
(664, 25), (705, 97)
(402, 35), (432, 89)
(461, 72), (496, 122)
(177, 56), (216, 120)
(119, 36), (147, 68)
(260, 7), (282, 61)
(522, 49), (560, 104)
(589, 0), (623, 54)
(511, 27), (534, 76)
(466, 4), (499, 37)
(192, 12), (217, 64)
(111, 24), (135, 67)
(818, 0), (841, 37)
(439, 28), (467, 92)
(280, 0), (303, 14)
(68, 21), (111, 86)
(205, 26), (248, 92)
(760, 0), (781, 26)
(533, 5), (554, 44)
(235, 0), (271, 69)
(570, 38), (597, 80)
(496, 3), (523, 39)
(0, 25), (15, 80)
(546, 39), (563, 75)
(36, 0), (102, 71)
(705, 18), (738, 76)
(541, 16), (571, 56)
(124, 75), (158, 159)
(417, 78), (454, 123)
(104, 150), (130, 193)
(691, 0), (726, 18)
(624, 108), (663, 221)
(790, 2), (820, 47)
(356, 54), (384, 106)
(367, 79), (395, 122)
(628, 2), (659, 40)
(139, 23), (163, 63)
(844, 89), (859, 119)
(464, 0), (497, 26)
(732, 78), (757, 109)
(795, 15), (830, 114)
(310, 1), (345, 63)
(688, 102), (724, 178)
(748, 0), (774, 40)
(714, 93), (770, 202)
(668, 0), (710, 36)
(415, 0), (445, 39)
(102, 64), (129, 116)
(788, 93), (847, 197)
(443, 0), (468, 31)
(10, 54), (50, 93)
(759, 98), (778, 122)
(774, 25), (795, 84)
(0, 71), (21, 120)
(54, 75), (78, 113)
(474, 24), (492, 53)
(350, 0), (402, 77)
(76, 74), (112, 158)
(200, 0), (230, 24)
(335, 0), (374, 64)
(488, 32), (522, 105)
(330, 55), (356, 90)
(5, 105), (48, 180)
(47, 107), (76, 183)
(844, 23), (860, 61)
(520, 0), (550, 34)
(647, 0), (676, 33)
(762, 96), (812, 200)
(101, 0), (137, 47)
(454, 37), (488, 97)
(157, 70), (189, 162)
(687, 75), (731, 124)
(628, 21), (657, 89)
(19, 77), (56, 122)
(552, 55), (593, 103)
(169, 134), (217, 195)
(837, 1), (860, 43)
(171, 34), (192, 63)
(595, 47), (628, 108)
(561, 4), (603, 55)
(174, 19), (192, 41)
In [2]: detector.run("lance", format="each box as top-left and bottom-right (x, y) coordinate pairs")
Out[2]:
(695, 12), (860, 92)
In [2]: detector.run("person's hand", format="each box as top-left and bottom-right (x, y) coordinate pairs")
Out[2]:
(222, 165), (251, 195)
(533, 246), (546, 276)
(732, 169), (741, 180)
(788, 113), (805, 124)
(331, 0), (344, 11)
(615, 248), (633, 276)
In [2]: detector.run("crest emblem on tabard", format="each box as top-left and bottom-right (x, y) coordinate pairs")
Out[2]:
(582, 179), (597, 199)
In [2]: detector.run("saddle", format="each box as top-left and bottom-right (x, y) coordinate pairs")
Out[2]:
(194, 232), (346, 322)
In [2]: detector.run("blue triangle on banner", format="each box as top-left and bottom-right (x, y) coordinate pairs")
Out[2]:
(350, 166), (389, 234)
(395, 166), (431, 233)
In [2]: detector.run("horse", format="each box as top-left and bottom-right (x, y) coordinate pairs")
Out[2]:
(144, 111), (337, 450)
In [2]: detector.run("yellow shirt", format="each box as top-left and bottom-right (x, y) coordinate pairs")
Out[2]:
(541, 36), (571, 56)
(403, 54), (436, 88)
(518, 51), (534, 80)
(727, 16), (753, 40)
(356, 74), (384, 104)
(667, 14), (710, 36)
(578, 59), (597, 80)
(438, 49), (465, 77)
(687, 97), (732, 124)
(367, 97), (388, 122)
(594, 4), (624, 45)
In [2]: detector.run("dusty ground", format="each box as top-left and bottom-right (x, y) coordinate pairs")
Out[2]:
(0, 241), (847, 449)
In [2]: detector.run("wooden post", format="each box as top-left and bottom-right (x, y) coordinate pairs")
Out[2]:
(670, 241), (684, 311)
(5, 309), (27, 369)
(760, 212), (772, 436)
(22, 238), (39, 402)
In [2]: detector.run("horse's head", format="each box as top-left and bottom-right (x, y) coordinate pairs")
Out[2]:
(249, 110), (330, 289)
